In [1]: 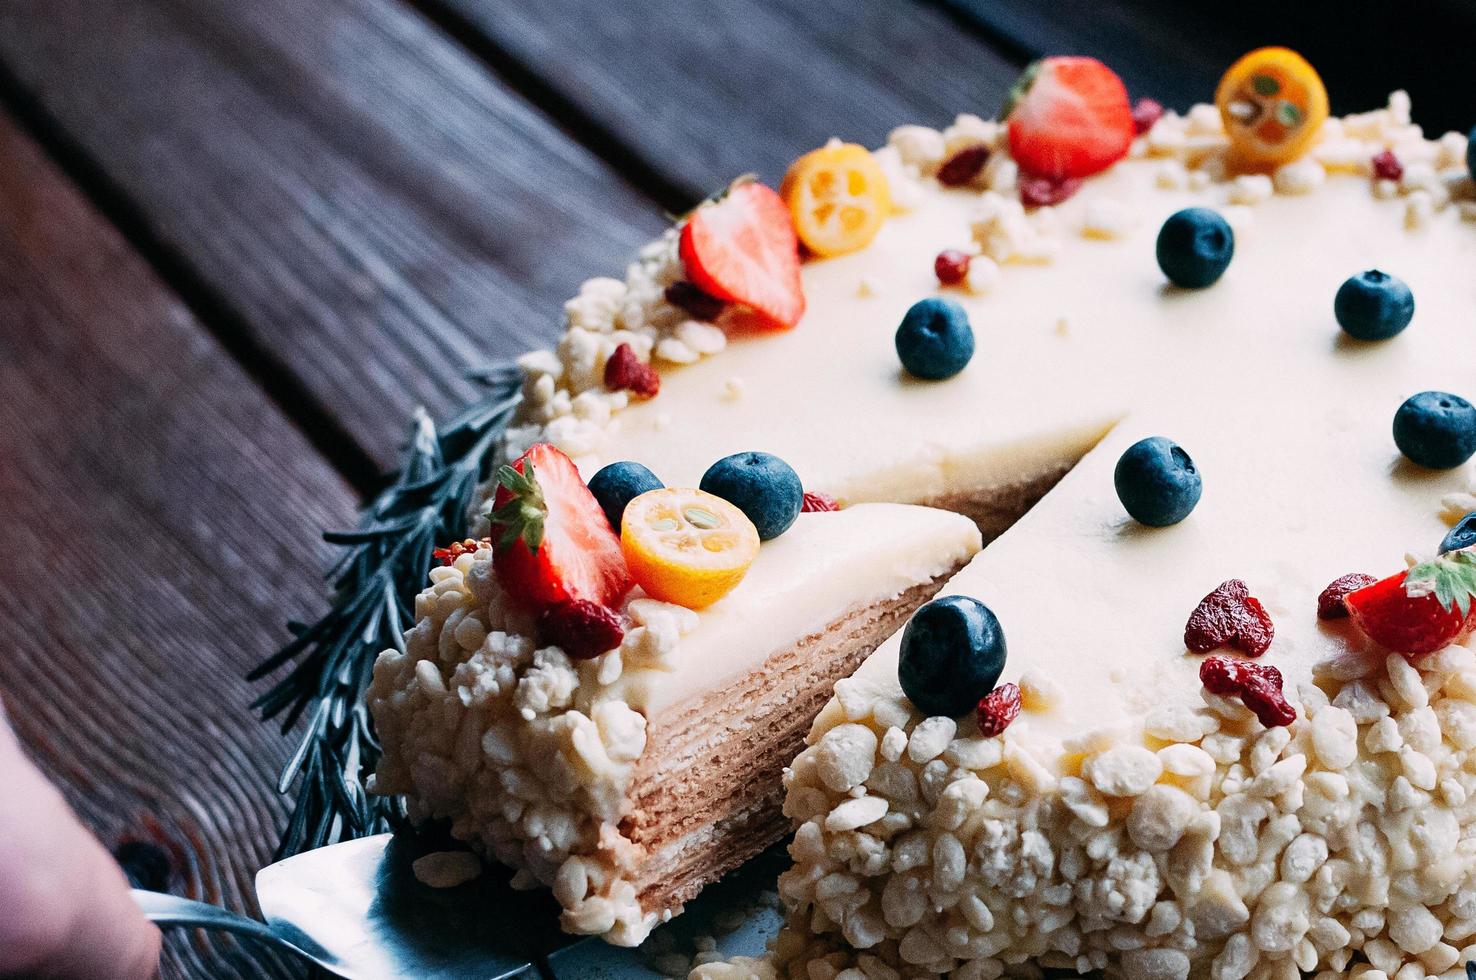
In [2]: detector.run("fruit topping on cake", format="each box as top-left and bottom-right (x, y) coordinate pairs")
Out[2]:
(1334, 269), (1415, 341)
(603, 342), (661, 398)
(433, 537), (489, 566)
(799, 491), (839, 513)
(1215, 46), (1329, 168)
(974, 680), (1022, 736)
(1004, 56), (1134, 181)
(1198, 656), (1295, 728)
(679, 181), (805, 329)
(1113, 436), (1203, 527)
(932, 248), (970, 285)
(1316, 572), (1379, 620)
(620, 487), (760, 609)
(588, 460), (665, 532)
(1183, 579), (1276, 656)
(1155, 207), (1234, 288)
(489, 443), (633, 609)
(936, 144), (990, 187)
(780, 142), (891, 258)
(1393, 390), (1476, 469)
(1442, 512), (1476, 555)
(894, 297), (975, 381)
(537, 599), (625, 660)
(1130, 96), (1165, 134)
(1371, 148), (1405, 182)
(1018, 174), (1082, 207)
(897, 594), (1006, 717)
(699, 451), (804, 541)
(1346, 553), (1476, 655)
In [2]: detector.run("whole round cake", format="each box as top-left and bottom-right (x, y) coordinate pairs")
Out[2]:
(366, 49), (1476, 978)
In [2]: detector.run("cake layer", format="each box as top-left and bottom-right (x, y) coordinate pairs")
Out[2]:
(367, 503), (981, 945)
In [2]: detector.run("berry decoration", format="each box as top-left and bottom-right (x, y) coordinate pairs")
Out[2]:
(1019, 175), (1082, 208)
(934, 249), (971, 285)
(1316, 572), (1378, 620)
(1199, 656), (1295, 728)
(1184, 579), (1275, 656)
(604, 343), (660, 398)
(1334, 270), (1414, 341)
(898, 595), (1008, 718)
(1345, 553), (1476, 655)
(1156, 208), (1234, 288)
(537, 600), (625, 660)
(938, 145), (990, 187)
(433, 538), (490, 566)
(895, 297), (975, 381)
(1393, 391), (1476, 469)
(1113, 436), (1202, 527)
(699, 451), (804, 541)
(975, 683), (1022, 737)
(1441, 512), (1476, 555)
(1005, 56), (1135, 181)
(1131, 97), (1165, 135)
(680, 181), (805, 330)
(1370, 149), (1404, 182)
(800, 491), (839, 513)
(620, 488), (760, 609)
(588, 461), (664, 532)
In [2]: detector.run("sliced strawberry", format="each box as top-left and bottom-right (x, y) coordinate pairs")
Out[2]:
(679, 182), (805, 330)
(1006, 56), (1134, 181)
(1344, 557), (1476, 656)
(489, 444), (632, 610)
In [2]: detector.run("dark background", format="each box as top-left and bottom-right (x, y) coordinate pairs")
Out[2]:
(0, 0), (1470, 975)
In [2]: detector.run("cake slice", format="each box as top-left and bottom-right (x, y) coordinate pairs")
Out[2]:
(367, 501), (980, 944)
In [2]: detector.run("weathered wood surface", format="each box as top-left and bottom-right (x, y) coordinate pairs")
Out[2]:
(432, 0), (1025, 197)
(0, 109), (366, 979)
(0, 0), (663, 471)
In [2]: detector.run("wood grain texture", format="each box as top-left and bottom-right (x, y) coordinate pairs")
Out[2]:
(0, 0), (664, 470)
(938, 0), (1476, 132)
(428, 0), (1025, 197)
(0, 108), (368, 979)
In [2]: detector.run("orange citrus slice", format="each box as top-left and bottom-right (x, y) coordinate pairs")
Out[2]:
(780, 142), (891, 257)
(620, 488), (760, 609)
(1215, 47), (1328, 169)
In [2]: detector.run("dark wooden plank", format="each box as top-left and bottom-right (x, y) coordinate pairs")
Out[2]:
(937, 0), (1476, 133)
(0, 0), (663, 470)
(427, 0), (1025, 196)
(0, 108), (366, 979)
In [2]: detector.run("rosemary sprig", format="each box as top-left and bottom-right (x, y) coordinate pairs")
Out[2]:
(248, 364), (522, 858)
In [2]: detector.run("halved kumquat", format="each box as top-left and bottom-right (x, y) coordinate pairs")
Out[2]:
(621, 488), (760, 609)
(780, 142), (891, 258)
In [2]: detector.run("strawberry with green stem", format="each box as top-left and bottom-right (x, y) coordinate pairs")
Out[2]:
(1345, 551), (1476, 655)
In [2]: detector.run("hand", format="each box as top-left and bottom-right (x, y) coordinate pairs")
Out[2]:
(0, 701), (161, 979)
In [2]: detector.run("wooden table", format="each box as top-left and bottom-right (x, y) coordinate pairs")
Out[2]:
(0, 1), (1469, 975)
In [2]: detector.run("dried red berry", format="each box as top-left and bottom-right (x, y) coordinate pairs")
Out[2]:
(537, 599), (625, 660)
(603, 342), (660, 398)
(1131, 97), (1165, 135)
(800, 491), (839, 513)
(433, 538), (491, 566)
(1317, 572), (1378, 620)
(1184, 579), (1275, 656)
(1371, 149), (1404, 182)
(937, 145), (990, 187)
(1199, 656), (1295, 728)
(976, 682), (1022, 737)
(665, 281), (726, 321)
(934, 249), (971, 286)
(1019, 175), (1083, 208)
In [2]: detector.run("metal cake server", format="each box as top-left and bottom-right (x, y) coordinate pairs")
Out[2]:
(132, 834), (542, 979)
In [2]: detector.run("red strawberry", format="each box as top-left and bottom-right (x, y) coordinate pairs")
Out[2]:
(538, 600), (625, 660)
(800, 491), (839, 513)
(489, 444), (632, 609)
(679, 182), (805, 330)
(1345, 554), (1476, 655)
(1006, 57), (1134, 181)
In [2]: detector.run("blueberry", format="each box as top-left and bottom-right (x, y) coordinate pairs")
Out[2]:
(1334, 269), (1414, 341)
(1468, 125), (1476, 181)
(699, 451), (803, 540)
(588, 461), (663, 531)
(1394, 391), (1476, 469)
(1156, 208), (1234, 289)
(1114, 436), (1203, 527)
(895, 297), (975, 381)
(1440, 512), (1476, 555)
(898, 595), (1007, 718)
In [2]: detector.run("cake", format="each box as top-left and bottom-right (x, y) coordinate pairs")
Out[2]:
(368, 48), (1476, 976)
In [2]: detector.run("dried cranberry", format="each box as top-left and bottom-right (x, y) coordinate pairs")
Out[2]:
(603, 342), (660, 398)
(934, 249), (971, 286)
(938, 145), (990, 187)
(1317, 572), (1378, 620)
(433, 538), (490, 566)
(800, 491), (839, 513)
(1184, 579), (1275, 657)
(1371, 149), (1404, 182)
(1199, 656), (1295, 728)
(665, 281), (726, 321)
(1019, 175), (1083, 208)
(538, 599), (625, 660)
(975, 682), (1021, 737)
(1131, 97), (1166, 135)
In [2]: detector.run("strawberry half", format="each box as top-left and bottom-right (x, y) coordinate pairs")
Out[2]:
(1005, 56), (1134, 181)
(679, 182), (805, 330)
(1345, 553), (1476, 656)
(489, 444), (632, 610)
